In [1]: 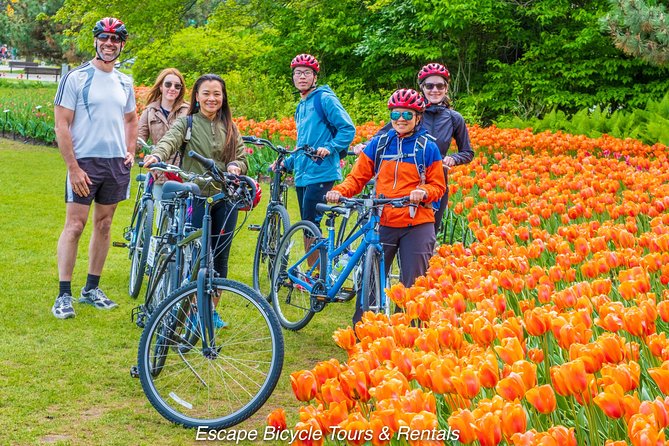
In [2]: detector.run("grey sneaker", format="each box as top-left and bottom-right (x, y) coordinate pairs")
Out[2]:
(52, 294), (76, 319)
(79, 287), (118, 309)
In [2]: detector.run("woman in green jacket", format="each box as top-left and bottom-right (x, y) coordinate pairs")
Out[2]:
(142, 74), (247, 282)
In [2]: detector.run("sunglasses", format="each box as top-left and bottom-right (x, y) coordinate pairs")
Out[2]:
(390, 110), (416, 121)
(163, 81), (183, 91)
(423, 82), (446, 91)
(97, 33), (123, 44)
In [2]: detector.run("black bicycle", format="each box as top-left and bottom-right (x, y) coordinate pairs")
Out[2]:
(132, 162), (207, 328)
(136, 151), (284, 429)
(116, 138), (155, 298)
(243, 136), (323, 300)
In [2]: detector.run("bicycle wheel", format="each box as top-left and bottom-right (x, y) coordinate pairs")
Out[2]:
(137, 278), (284, 429)
(360, 245), (385, 316)
(271, 220), (320, 331)
(252, 205), (290, 300)
(129, 200), (154, 298)
(126, 180), (145, 242)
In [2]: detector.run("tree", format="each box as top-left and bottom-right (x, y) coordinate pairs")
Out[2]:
(601, 0), (669, 66)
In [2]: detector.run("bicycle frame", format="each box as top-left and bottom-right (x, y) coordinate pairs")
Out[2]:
(285, 201), (387, 308)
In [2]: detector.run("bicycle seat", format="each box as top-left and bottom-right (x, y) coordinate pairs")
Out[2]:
(161, 181), (201, 200)
(315, 203), (348, 215)
(135, 173), (146, 183)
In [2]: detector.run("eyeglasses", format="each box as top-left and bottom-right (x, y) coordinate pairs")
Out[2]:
(390, 110), (416, 121)
(293, 70), (314, 78)
(163, 81), (182, 91)
(423, 82), (446, 91)
(97, 33), (123, 44)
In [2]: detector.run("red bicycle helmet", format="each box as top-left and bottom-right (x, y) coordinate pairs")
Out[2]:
(239, 178), (262, 211)
(290, 54), (320, 73)
(417, 63), (450, 82)
(387, 89), (426, 112)
(93, 17), (128, 41)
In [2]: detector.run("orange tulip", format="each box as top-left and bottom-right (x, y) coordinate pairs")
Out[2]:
(594, 383), (625, 418)
(525, 384), (557, 414)
(496, 372), (526, 401)
(475, 411), (503, 446)
(448, 409), (477, 444)
(524, 307), (551, 336)
(501, 402), (527, 440)
(291, 370), (318, 402)
(267, 408), (287, 431)
(452, 367), (481, 400)
(339, 368), (371, 402)
(337, 411), (370, 446)
(292, 418), (324, 446)
(547, 426), (576, 446)
(494, 337), (525, 365)
(332, 327), (357, 352)
(527, 347), (544, 363)
(658, 300), (669, 323)
(311, 359), (340, 389)
(649, 361), (669, 395)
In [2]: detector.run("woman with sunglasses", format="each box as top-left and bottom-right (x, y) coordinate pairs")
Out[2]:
(142, 74), (247, 303)
(326, 89), (446, 325)
(138, 68), (190, 201)
(416, 63), (473, 233)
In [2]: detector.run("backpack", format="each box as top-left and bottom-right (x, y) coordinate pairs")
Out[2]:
(373, 132), (431, 185)
(372, 132), (436, 214)
(295, 88), (347, 158)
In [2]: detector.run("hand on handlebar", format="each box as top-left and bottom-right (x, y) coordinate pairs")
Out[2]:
(409, 188), (427, 204)
(141, 154), (160, 168)
(352, 143), (366, 155)
(315, 147), (330, 158)
(325, 190), (342, 203)
(227, 163), (241, 175)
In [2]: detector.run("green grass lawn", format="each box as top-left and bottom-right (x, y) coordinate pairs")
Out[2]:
(0, 139), (351, 445)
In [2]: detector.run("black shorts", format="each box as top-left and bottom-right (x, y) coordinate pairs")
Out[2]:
(65, 157), (131, 205)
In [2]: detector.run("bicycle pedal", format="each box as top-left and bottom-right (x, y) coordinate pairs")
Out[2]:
(248, 224), (261, 231)
(129, 366), (139, 379)
(112, 241), (128, 248)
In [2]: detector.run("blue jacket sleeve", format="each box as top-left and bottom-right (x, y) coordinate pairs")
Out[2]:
(321, 93), (356, 154)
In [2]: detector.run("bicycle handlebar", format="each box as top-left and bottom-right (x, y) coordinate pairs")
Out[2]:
(242, 135), (323, 164)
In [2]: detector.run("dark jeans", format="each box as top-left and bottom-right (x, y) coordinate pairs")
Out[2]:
(295, 181), (335, 228)
(190, 199), (238, 279)
(352, 222), (436, 325)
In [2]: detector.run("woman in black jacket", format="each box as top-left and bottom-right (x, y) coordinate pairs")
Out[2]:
(416, 62), (474, 233)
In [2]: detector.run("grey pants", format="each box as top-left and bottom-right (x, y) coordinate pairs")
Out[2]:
(353, 222), (435, 325)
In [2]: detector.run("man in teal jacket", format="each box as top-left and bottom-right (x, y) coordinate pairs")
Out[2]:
(285, 53), (355, 228)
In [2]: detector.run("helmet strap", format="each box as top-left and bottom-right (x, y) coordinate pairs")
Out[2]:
(94, 40), (122, 64)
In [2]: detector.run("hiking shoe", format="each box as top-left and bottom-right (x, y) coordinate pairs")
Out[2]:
(52, 294), (75, 319)
(186, 311), (228, 332)
(79, 287), (118, 309)
(213, 310), (228, 329)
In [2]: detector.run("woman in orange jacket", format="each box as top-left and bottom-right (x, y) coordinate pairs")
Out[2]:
(326, 89), (446, 324)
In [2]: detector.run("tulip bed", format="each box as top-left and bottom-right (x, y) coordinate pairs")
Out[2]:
(263, 126), (669, 446)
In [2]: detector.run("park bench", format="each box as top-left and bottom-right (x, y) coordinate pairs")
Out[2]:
(24, 66), (61, 81)
(8, 60), (38, 73)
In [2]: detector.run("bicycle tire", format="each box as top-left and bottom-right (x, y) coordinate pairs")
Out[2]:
(137, 278), (284, 429)
(129, 200), (154, 298)
(126, 181), (145, 242)
(270, 220), (320, 331)
(252, 205), (290, 300)
(361, 245), (385, 316)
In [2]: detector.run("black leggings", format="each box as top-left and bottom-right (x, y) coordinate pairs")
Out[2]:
(191, 199), (238, 279)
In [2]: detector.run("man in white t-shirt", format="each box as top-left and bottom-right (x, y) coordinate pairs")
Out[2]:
(52, 17), (138, 319)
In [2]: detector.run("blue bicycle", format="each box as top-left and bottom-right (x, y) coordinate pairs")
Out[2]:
(270, 196), (412, 330)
